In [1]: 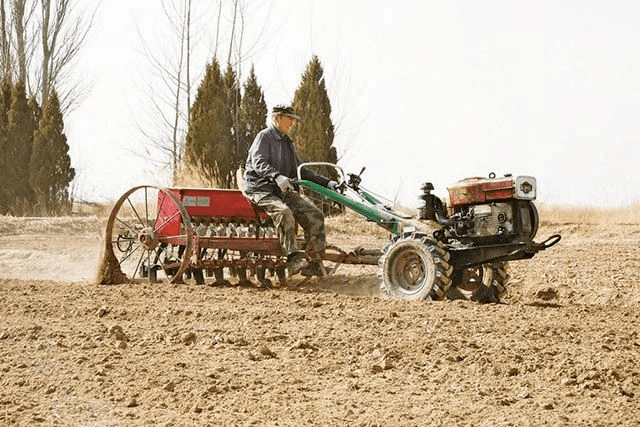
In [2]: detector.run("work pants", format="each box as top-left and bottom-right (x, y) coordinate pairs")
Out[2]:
(248, 191), (326, 258)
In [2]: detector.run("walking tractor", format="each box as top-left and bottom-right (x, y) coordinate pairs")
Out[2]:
(100, 163), (561, 303)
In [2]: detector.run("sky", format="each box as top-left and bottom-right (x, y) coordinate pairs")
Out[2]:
(66, 0), (640, 208)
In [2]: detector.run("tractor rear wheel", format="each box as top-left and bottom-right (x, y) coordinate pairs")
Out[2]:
(379, 233), (452, 300)
(448, 262), (509, 303)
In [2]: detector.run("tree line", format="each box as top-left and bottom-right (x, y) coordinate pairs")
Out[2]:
(182, 54), (338, 194)
(0, 0), (340, 215)
(0, 0), (91, 215)
(135, 1), (340, 209)
(0, 78), (74, 215)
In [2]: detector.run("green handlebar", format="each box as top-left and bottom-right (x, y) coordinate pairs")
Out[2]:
(295, 180), (403, 234)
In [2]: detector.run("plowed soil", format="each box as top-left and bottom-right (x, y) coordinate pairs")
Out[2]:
(1, 216), (639, 426)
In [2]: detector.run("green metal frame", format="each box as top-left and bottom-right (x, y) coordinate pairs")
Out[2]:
(296, 179), (405, 234)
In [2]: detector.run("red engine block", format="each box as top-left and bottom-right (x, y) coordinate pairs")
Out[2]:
(447, 177), (515, 208)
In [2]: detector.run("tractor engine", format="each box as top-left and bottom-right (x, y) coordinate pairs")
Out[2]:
(419, 174), (539, 245)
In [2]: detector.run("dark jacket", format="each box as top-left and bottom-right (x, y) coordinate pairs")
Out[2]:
(243, 125), (329, 196)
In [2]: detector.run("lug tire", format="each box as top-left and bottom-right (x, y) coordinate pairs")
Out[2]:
(379, 233), (452, 301)
(448, 262), (509, 303)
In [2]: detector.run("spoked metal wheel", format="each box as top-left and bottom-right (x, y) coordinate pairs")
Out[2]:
(379, 233), (452, 301)
(102, 185), (194, 284)
(448, 262), (509, 303)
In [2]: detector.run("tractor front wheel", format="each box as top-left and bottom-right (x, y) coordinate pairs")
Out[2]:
(379, 234), (452, 300)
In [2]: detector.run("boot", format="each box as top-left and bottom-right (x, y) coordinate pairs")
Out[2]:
(287, 253), (309, 277)
(301, 260), (324, 277)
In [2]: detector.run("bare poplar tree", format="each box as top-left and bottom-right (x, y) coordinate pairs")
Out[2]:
(213, 0), (221, 58)
(135, 0), (272, 184)
(12, 0), (37, 84)
(0, 0), (95, 112)
(227, 0), (237, 65)
(135, 0), (203, 183)
(0, 0), (10, 76)
(223, 0), (272, 165)
(37, 0), (95, 111)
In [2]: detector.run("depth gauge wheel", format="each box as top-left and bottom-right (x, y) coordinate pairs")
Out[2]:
(103, 185), (194, 284)
(379, 233), (452, 301)
(448, 262), (509, 303)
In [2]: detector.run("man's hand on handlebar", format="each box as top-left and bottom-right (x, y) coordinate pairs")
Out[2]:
(275, 175), (295, 193)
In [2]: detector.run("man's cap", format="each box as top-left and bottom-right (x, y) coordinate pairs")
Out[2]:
(272, 104), (302, 120)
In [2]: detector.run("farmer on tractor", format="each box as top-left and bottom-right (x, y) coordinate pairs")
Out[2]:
(243, 104), (339, 277)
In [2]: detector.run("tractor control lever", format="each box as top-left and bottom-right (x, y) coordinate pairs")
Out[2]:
(335, 181), (348, 194)
(347, 166), (366, 190)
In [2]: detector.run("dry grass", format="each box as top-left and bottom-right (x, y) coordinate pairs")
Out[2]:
(537, 202), (640, 225)
(0, 215), (105, 235)
(325, 209), (390, 239)
(174, 162), (223, 189)
(73, 200), (112, 218)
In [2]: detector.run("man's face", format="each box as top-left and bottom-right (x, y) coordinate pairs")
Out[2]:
(279, 115), (295, 135)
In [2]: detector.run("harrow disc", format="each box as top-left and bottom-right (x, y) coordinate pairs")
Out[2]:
(102, 185), (194, 284)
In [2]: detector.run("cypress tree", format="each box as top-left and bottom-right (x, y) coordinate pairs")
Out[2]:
(223, 62), (243, 187)
(184, 61), (215, 168)
(29, 95), (42, 127)
(238, 65), (267, 176)
(0, 77), (12, 213)
(30, 89), (75, 214)
(0, 78), (12, 125)
(184, 58), (234, 187)
(291, 55), (338, 180)
(291, 56), (339, 212)
(7, 79), (36, 211)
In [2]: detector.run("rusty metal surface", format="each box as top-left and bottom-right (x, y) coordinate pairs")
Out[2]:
(447, 177), (515, 207)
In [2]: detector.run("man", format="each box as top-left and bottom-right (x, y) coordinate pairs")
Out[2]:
(243, 104), (339, 277)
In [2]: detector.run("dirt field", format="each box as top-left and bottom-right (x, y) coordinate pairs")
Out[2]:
(1, 215), (639, 426)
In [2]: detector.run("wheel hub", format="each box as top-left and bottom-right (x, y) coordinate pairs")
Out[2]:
(138, 227), (159, 250)
(457, 267), (482, 292)
(394, 251), (426, 292)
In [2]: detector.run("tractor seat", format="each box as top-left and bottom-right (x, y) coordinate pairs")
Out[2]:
(236, 168), (272, 227)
